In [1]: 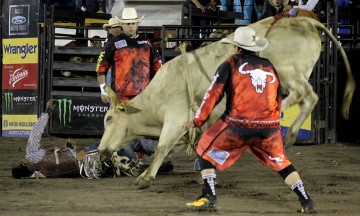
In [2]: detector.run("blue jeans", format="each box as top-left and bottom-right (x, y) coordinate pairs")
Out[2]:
(220, 0), (229, 11)
(117, 138), (157, 161)
(233, 0), (261, 24)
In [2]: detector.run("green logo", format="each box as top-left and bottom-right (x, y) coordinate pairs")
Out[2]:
(4, 92), (14, 112)
(57, 98), (72, 126)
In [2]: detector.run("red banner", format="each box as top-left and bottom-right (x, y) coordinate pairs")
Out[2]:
(2, 63), (38, 90)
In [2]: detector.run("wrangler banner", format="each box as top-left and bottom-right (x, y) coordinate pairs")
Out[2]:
(2, 38), (38, 64)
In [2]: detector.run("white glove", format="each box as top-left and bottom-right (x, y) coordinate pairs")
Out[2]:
(100, 84), (108, 96)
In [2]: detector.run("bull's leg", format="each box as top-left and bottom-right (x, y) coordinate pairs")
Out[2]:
(135, 124), (186, 189)
(284, 83), (318, 148)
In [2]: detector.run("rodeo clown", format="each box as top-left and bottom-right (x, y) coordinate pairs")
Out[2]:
(182, 27), (316, 213)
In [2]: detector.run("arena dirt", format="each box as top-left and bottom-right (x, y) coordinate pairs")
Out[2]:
(1, 136), (359, 216)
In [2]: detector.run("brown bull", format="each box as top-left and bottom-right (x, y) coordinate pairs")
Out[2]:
(98, 16), (355, 188)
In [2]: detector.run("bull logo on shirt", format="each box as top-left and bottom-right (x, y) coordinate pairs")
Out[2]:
(238, 62), (276, 93)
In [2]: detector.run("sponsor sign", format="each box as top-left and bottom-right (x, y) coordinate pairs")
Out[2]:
(52, 97), (109, 134)
(9, 4), (30, 35)
(1, 0), (39, 38)
(2, 90), (38, 115)
(2, 64), (38, 89)
(2, 114), (38, 138)
(2, 38), (38, 64)
(280, 105), (312, 140)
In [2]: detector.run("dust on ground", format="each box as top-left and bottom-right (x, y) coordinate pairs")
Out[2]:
(1, 136), (359, 216)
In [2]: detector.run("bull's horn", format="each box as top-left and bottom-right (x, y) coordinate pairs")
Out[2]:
(116, 102), (142, 114)
(105, 85), (118, 106)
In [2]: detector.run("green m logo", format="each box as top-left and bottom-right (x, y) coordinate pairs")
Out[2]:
(57, 98), (72, 126)
(4, 92), (14, 112)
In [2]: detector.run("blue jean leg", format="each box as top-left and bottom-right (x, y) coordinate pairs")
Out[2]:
(233, 0), (254, 24)
(117, 138), (158, 161)
(220, 0), (229, 11)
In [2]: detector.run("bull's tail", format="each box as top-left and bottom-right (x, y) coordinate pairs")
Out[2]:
(302, 17), (356, 119)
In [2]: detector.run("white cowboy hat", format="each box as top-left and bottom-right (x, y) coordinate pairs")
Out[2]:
(103, 17), (122, 30)
(220, 27), (269, 52)
(116, 8), (145, 24)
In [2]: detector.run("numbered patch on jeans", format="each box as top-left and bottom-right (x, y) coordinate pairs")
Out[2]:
(207, 148), (229, 165)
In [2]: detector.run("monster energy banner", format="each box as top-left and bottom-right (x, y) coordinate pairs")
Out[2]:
(51, 97), (109, 135)
(2, 90), (38, 115)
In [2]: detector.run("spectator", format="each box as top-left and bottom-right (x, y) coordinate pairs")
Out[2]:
(219, 0), (231, 11)
(182, 27), (316, 213)
(289, 0), (319, 11)
(233, 0), (262, 24)
(102, 18), (123, 85)
(287, 0), (320, 19)
(102, 17), (123, 46)
(101, 0), (115, 14)
(190, 0), (216, 13)
(75, 0), (100, 14)
(187, 0), (217, 48)
(90, 35), (102, 48)
(261, 0), (289, 19)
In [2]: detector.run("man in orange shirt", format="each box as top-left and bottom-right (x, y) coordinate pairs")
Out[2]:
(183, 27), (316, 213)
(96, 8), (161, 103)
(96, 8), (170, 176)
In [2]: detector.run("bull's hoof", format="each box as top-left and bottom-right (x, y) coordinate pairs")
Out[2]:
(135, 174), (154, 189)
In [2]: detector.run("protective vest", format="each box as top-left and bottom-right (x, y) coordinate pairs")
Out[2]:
(28, 143), (79, 178)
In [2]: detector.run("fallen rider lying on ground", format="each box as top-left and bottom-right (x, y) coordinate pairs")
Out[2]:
(11, 99), (173, 179)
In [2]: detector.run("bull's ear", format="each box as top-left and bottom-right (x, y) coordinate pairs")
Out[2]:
(116, 103), (141, 114)
(105, 85), (118, 106)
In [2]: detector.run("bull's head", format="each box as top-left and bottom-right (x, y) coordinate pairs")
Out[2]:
(97, 85), (141, 155)
(238, 62), (275, 93)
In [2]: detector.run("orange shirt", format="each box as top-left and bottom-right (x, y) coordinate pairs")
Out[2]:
(194, 53), (282, 129)
(96, 33), (162, 102)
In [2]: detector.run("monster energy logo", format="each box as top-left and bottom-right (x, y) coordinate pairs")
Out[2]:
(4, 92), (14, 112)
(57, 98), (72, 126)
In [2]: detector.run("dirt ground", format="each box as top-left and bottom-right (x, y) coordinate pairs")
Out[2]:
(0, 136), (359, 216)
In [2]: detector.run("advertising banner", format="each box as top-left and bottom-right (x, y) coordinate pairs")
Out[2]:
(2, 64), (38, 90)
(51, 96), (109, 135)
(2, 38), (38, 64)
(280, 105), (312, 140)
(9, 4), (30, 36)
(1, 0), (39, 38)
(2, 114), (38, 137)
(1, 0), (40, 138)
(2, 90), (38, 115)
